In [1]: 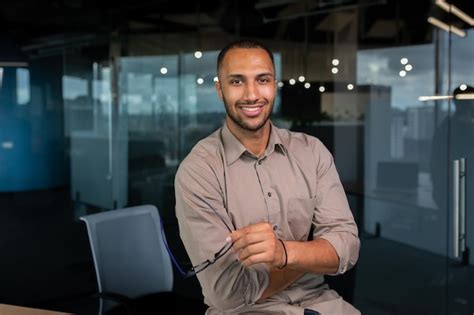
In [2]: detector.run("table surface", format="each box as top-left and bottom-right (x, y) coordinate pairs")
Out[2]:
(0, 304), (73, 315)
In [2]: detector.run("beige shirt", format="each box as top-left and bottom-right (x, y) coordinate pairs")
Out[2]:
(175, 122), (360, 314)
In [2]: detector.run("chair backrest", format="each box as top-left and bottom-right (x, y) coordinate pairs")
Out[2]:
(80, 205), (173, 301)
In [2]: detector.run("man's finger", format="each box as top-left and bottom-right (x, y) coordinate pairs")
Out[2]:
(232, 231), (270, 251)
(238, 242), (272, 263)
(229, 222), (273, 242)
(241, 252), (271, 267)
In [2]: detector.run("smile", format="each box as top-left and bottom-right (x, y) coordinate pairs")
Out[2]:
(239, 104), (265, 117)
(241, 107), (260, 112)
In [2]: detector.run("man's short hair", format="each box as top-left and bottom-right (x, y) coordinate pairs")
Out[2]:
(216, 39), (275, 76)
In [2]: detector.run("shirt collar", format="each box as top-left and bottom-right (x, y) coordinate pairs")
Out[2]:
(267, 123), (287, 156)
(221, 121), (287, 166)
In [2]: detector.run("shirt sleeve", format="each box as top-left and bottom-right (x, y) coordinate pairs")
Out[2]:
(312, 139), (360, 275)
(174, 149), (270, 311)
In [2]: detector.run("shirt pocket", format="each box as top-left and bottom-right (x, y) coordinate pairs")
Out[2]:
(287, 197), (316, 241)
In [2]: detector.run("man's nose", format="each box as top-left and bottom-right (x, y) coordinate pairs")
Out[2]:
(243, 81), (258, 102)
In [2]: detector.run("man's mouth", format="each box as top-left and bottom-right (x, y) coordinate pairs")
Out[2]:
(238, 103), (266, 117)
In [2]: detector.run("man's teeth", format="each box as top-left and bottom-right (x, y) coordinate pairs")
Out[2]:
(242, 107), (259, 111)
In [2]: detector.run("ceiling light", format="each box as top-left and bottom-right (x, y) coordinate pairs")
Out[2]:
(460, 84), (467, 91)
(450, 5), (474, 26)
(332, 59), (339, 66)
(304, 82), (311, 89)
(435, 0), (474, 26)
(399, 70), (407, 77)
(277, 81), (284, 88)
(347, 84), (354, 90)
(160, 67), (168, 74)
(405, 64), (413, 71)
(400, 58), (408, 65)
(428, 17), (450, 32)
(419, 95), (452, 101)
(289, 79), (296, 85)
(436, 0), (450, 12)
(456, 93), (474, 100)
(331, 67), (339, 74)
(213, 76), (219, 83)
(298, 75), (305, 82)
(448, 25), (466, 37)
(427, 17), (466, 37)
(319, 86), (325, 93)
(196, 77), (204, 84)
(194, 51), (203, 59)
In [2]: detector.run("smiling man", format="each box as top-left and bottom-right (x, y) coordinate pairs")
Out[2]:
(175, 40), (360, 314)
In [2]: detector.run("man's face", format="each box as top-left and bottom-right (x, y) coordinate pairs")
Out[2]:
(215, 48), (276, 133)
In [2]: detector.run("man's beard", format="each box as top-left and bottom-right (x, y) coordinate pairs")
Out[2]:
(222, 95), (273, 132)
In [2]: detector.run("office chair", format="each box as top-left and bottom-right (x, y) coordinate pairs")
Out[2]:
(325, 265), (358, 304)
(80, 205), (174, 314)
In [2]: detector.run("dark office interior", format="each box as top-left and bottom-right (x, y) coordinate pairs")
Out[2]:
(0, 0), (473, 314)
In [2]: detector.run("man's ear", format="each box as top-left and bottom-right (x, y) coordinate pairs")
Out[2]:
(215, 81), (223, 101)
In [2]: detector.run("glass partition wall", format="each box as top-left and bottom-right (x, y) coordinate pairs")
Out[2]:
(63, 3), (473, 312)
(64, 2), (474, 314)
(2, 1), (473, 313)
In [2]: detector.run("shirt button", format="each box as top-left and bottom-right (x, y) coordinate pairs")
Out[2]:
(273, 225), (278, 231)
(267, 192), (272, 197)
(258, 160), (262, 165)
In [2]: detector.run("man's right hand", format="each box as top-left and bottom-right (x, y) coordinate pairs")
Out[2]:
(229, 222), (286, 269)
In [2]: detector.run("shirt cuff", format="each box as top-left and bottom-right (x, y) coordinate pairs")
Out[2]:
(318, 232), (356, 275)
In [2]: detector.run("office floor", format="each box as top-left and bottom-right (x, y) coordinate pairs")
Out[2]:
(0, 188), (470, 315)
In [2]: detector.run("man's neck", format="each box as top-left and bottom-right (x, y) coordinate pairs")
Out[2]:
(226, 119), (271, 157)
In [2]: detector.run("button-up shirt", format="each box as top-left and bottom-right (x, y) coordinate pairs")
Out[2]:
(175, 122), (360, 314)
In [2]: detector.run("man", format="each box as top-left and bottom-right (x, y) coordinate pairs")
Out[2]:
(175, 40), (360, 314)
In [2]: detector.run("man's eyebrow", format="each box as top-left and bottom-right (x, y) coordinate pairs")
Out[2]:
(225, 72), (275, 79)
(256, 72), (274, 78)
(225, 74), (245, 79)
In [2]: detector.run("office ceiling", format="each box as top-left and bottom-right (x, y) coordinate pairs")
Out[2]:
(1, 0), (473, 53)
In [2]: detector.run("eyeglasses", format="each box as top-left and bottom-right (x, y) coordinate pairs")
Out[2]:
(160, 194), (234, 278)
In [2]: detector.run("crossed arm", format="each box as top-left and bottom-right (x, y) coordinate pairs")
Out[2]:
(230, 222), (340, 300)
(175, 137), (359, 309)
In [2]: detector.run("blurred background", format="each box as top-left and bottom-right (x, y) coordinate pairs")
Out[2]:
(0, 0), (473, 314)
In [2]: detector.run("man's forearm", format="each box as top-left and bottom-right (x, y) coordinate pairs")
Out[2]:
(286, 238), (340, 274)
(258, 268), (304, 301)
(258, 238), (344, 301)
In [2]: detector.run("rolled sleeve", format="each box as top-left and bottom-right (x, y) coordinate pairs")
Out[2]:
(243, 263), (270, 305)
(175, 150), (269, 311)
(202, 252), (269, 311)
(312, 140), (360, 275)
(319, 231), (360, 274)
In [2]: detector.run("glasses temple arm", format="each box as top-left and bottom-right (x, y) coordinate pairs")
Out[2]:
(192, 193), (233, 233)
(160, 218), (191, 276)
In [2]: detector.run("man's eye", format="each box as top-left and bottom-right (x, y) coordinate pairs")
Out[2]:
(259, 78), (270, 84)
(230, 79), (242, 85)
